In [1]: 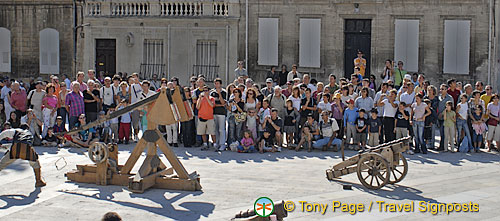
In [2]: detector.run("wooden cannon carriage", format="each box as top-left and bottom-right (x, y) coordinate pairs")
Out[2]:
(326, 137), (411, 190)
(64, 86), (201, 193)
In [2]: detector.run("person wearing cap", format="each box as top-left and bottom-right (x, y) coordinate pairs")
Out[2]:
(27, 81), (46, 120)
(261, 78), (274, 97)
(393, 61), (407, 89)
(343, 98), (359, 148)
(100, 77), (117, 113)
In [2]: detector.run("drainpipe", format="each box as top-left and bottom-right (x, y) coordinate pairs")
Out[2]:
(73, 0), (77, 73)
(168, 24), (171, 80)
(245, 0), (248, 70)
(488, 0), (493, 85)
(226, 25), (229, 84)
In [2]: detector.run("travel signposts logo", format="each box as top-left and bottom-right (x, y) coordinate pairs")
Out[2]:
(254, 197), (275, 217)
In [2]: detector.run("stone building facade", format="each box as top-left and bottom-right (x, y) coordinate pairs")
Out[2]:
(78, 0), (240, 85)
(0, 0), (77, 79)
(241, 0), (499, 89)
(1, 0), (499, 90)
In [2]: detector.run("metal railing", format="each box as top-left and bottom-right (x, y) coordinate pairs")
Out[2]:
(86, 1), (233, 17)
(192, 64), (219, 82)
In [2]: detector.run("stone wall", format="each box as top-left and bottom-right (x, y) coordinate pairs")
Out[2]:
(239, 0), (493, 87)
(0, 0), (76, 79)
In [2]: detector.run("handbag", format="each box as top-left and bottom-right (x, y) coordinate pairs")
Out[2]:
(486, 114), (499, 126)
(234, 112), (247, 123)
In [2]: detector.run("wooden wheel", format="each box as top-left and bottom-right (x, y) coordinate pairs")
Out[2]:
(357, 153), (390, 190)
(88, 142), (109, 164)
(385, 153), (408, 184)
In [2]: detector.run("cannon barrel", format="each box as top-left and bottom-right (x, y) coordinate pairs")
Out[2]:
(233, 201), (288, 220)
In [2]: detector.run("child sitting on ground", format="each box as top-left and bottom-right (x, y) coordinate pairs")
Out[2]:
(238, 130), (256, 153)
(296, 125), (313, 152)
(258, 130), (276, 153)
(42, 127), (58, 147)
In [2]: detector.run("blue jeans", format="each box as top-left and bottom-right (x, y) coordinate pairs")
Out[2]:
(438, 119), (445, 149)
(214, 114), (227, 147)
(227, 115), (242, 145)
(313, 137), (342, 148)
(413, 121), (426, 153)
(427, 123), (439, 149)
(57, 107), (68, 127)
(237, 145), (256, 152)
(69, 116), (79, 131)
(457, 118), (473, 151)
(472, 131), (483, 150)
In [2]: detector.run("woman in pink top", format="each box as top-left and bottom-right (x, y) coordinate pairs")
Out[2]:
(42, 83), (58, 137)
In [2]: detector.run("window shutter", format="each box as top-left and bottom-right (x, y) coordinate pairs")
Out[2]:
(443, 20), (470, 74)
(299, 18), (321, 68)
(39, 28), (60, 74)
(394, 19), (419, 72)
(0, 27), (11, 72)
(258, 18), (279, 66)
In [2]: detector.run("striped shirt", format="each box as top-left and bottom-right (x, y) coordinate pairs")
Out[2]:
(65, 91), (85, 117)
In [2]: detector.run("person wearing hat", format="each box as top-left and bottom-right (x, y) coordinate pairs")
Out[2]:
(367, 108), (382, 147)
(393, 61), (407, 89)
(261, 78), (274, 97)
(343, 98), (359, 149)
(0, 124), (46, 187)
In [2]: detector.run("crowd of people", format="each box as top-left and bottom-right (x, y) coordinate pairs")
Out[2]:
(1, 57), (500, 155)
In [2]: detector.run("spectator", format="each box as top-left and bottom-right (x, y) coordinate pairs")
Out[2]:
(238, 130), (256, 153)
(21, 109), (43, 145)
(355, 87), (374, 115)
(227, 88), (245, 146)
(456, 94), (473, 151)
(281, 81), (293, 98)
(196, 85), (216, 150)
(42, 83), (58, 137)
(447, 79), (461, 107)
(71, 71), (88, 92)
(354, 50), (367, 78)
(378, 89), (399, 143)
(234, 61), (248, 79)
(8, 112), (20, 128)
(367, 109), (382, 147)
(101, 212), (122, 221)
(65, 81), (85, 130)
(261, 78), (274, 97)
(62, 74), (71, 90)
(100, 77), (117, 113)
(287, 64), (302, 82)
(9, 82), (28, 119)
(27, 81), (46, 120)
(411, 93), (431, 154)
(41, 127), (58, 147)
(355, 109), (368, 150)
(442, 101), (456, 152)
(83, 80), (101, 123)
(116, 100), (131, 144)
(267, 86), (287, 118)
(486, 94), (500, 152)
(57, 81), (69, 126)
(128, 74), (143, 141)
(279, 65), (288, 86)
(266, 66), (279, 85)
(262, 108), (283, 151)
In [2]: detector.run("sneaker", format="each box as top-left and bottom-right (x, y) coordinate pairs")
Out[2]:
(201, 143), (209, 151)
(407, 150), (414, 155)
(277, 146), (282, 152)
(219, 145), (226, 151)
(213, 143), (219, 151)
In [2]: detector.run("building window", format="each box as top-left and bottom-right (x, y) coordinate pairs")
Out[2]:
(394, 19), (419, 72)
(443, 20), (470, 74)
(299, 18), (321, 68)
(0, 27), (11, 73)
(141, 39), (165, 79)
(39, 28), (59, 74)
(258, 18), (279, 66)
(193, 40), (218, 81)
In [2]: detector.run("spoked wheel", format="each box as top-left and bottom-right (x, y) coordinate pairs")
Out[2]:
(386, 153), (408, 184)
(357, 153), (390, 190)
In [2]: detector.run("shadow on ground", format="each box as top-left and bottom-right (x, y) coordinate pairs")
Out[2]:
(59, 183), (213, 220)
(0, 188), (41, 210)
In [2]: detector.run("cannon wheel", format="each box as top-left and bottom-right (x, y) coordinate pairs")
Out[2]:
(385, 153), (408, 184)
(357, 153), (390, 190)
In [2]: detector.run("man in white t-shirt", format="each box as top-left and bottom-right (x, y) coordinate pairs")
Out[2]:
(399, 82), (416, 113)
(100, 77), (117, 113)
(128, 73), (143, 141)
(313, 111), (343, 151)
(377, 89), (399, 142)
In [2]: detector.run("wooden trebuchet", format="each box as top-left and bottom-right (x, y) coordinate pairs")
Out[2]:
(326, 137), (411, 190)
(65, 88), (201, 193)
